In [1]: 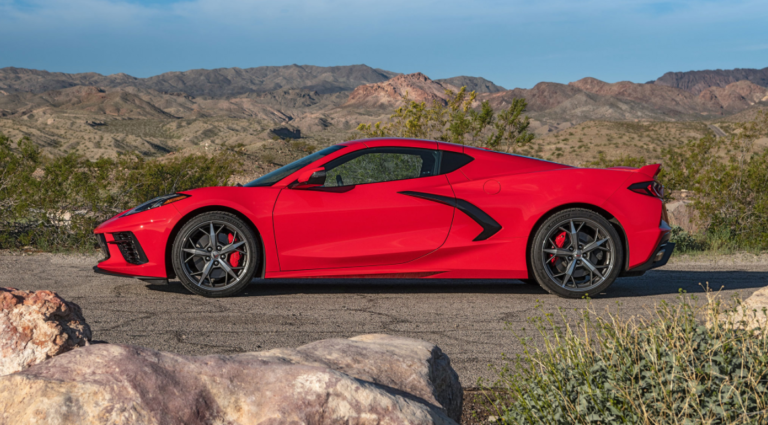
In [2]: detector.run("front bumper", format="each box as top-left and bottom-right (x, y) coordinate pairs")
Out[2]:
(93, 265), (168, 284)
(93, 207), (179, 278)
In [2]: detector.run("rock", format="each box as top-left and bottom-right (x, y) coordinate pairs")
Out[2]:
(666, 199), (698, 233)
(0, 288), (91, 376)
(0, 334), (462, 425)
(726, 286), (768, 329)
(268, 126), (301, 139)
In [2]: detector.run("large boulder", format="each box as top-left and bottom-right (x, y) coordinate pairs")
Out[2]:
(666, 196), (699, 233)
(0, 334), (462, 425)
(0, 287), (91, 376)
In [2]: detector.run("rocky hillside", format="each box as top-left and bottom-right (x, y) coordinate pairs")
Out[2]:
(570, 77), (768, 116)
(435, 76), (506, 93)
(653, 67), (768, 94)
(344, 73), (768, 121)
(343, 72), (461, 109)
(0, 65), (398, 97)
(1, 64), (766, 161)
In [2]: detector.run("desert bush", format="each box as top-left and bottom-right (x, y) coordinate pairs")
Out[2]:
(260, 152), (276, 164)
(290, 140), (317, 154)
(0, 134), (239, 251)
(584, 152), (648, 169)
(483, 291), (768, 424)
(669, 225), (707, 253)
(356, 86), (534, 152)
(97, 119), (180, 139)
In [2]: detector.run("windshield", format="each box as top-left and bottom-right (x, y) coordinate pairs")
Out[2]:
(244, 145), (346, 187)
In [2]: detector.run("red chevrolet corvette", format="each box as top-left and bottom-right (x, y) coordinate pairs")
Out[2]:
(94, 138), (673, 298)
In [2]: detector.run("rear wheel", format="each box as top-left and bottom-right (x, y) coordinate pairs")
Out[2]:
(172, 212), (259, 297)
(530, 209), (622, 298)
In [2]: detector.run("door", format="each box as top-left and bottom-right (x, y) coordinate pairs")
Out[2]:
(273, 147), (455, 271)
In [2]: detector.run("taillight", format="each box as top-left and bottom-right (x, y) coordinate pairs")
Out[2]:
(629, 181), (664, 198)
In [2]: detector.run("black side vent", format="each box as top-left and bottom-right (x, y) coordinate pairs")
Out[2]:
(110, 232), (148, 265)
(96, 233), (110, 262)
(439, 151), (474, 174)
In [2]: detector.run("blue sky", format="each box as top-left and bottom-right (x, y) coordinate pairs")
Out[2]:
(1, 0), (766, 89)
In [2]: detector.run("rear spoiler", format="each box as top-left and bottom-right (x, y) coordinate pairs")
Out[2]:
(606, 164), (661, 179)
(637, 164), (661, 179)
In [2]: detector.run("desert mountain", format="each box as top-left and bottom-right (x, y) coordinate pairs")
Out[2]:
(653, 67), (768, 94)
(0, 85), (353, 122)
(3, 67), (766, 126)
(578, 77), (768, 115)
(0, 86), (175, 119)
(136, 65), (398, 97)
(0, 65), (398, 97)
(2, 65), (768, 162)
(482, 82), (670, 121)
(435, 76), (506, 93)
(571, 77), (768, 116)
(343, 72), (461, 109)
(343, 72), (768, 121)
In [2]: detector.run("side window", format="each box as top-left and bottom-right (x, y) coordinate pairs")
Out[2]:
(323, 148), (439, 187)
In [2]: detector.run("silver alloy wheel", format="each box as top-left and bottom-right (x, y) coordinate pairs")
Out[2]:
(180, 220), (250, 291)
(541, 218), (615, 291)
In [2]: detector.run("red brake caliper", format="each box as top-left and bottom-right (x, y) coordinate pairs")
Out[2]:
(228, 233), (240, 267)
(550, 232), (566, 264)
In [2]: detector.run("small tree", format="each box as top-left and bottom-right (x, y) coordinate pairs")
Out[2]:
(485, 97), (534, 153)
(356, 86), (535, 151)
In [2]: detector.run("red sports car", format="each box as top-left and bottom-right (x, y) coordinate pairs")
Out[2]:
(94, 138), (674, 298)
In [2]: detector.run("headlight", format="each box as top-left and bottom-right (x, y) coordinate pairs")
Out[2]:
(121, 194), (189, 217)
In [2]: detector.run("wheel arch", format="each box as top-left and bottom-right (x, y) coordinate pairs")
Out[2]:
(524, 203), (630, 277)
(165, 205), (266, 280)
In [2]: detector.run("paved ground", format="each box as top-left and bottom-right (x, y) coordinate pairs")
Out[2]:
(708, 124), (728, 138)
(2, 252), (767, 387)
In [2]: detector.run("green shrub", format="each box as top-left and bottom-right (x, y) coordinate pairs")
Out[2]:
(669, 226), (706, 253)
(0, 134), (239, 251)
(584, 152), (648, 169)
(260, 153), (276, 164)
(483, 292), (768, 424)
(356, 86), (534, 152)
(290, 140), (317, 154)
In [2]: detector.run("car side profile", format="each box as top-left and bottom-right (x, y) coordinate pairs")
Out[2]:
(93, 138), (674, 298)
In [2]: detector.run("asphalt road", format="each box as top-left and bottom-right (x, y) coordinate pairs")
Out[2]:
(708, 124), (728, 138)
(3, 252), (767, 387)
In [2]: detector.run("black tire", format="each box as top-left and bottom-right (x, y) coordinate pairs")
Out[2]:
(172, 212), (259, 297)
(529, 209), (623, 298)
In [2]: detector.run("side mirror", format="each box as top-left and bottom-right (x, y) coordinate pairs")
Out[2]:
(294, 167), (326, 188)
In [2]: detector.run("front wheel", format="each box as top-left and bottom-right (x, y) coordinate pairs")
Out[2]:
(529, 209), (623, 298)
(172, 212), (260, 297)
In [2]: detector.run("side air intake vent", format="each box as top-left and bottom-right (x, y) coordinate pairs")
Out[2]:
(110, 232), (148, 265)
(95, 233), (110, 262)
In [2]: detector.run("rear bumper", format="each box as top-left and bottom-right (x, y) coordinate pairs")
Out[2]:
(621, 234), (675, 277)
